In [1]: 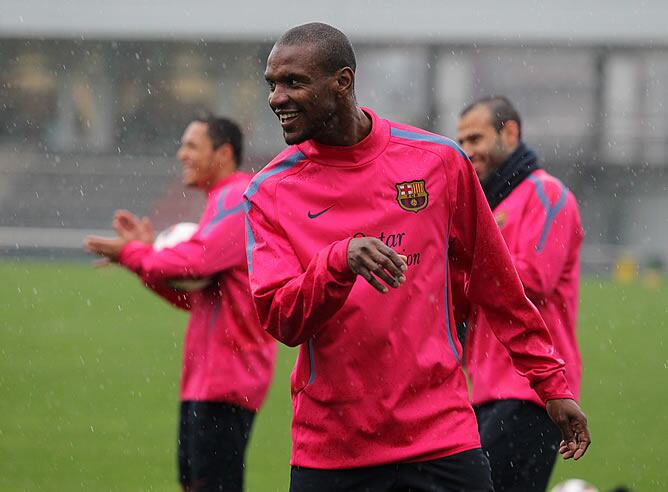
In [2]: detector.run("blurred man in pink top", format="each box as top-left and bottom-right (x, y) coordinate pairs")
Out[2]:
(244, 23), (590, 492)
(458, 96), (584, 491)
(85, 115), (275, 492)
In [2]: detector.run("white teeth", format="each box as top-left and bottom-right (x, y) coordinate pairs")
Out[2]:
(279, 112), (299, 123)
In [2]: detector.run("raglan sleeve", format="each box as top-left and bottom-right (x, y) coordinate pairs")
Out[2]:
(244, 183), (357, 347)
(446, 150), (573, 402)
(511, 179), (582, 301)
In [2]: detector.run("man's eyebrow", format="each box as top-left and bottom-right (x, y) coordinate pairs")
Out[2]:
(280, 72), (309, 81)
(265, 70), (311, 84)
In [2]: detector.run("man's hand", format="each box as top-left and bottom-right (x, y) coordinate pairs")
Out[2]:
(84, 210), (153, 264)
(545, 398), (591, 460)
(347, 237), (407, 293)
(113, 210), (154, 244)
(83, 234), (128, 262)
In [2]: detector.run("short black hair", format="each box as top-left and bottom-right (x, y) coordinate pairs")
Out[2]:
(194, 114), (243, 167)
(461, 96), (522, 138)
(277, 22), (356, 75)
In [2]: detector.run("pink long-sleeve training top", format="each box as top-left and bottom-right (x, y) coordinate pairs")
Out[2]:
(244, 107), (572, 469)
(119, 172), (275, 411)
(465, 168), (583, 408)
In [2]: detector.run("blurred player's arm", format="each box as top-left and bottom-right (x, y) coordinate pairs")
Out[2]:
(244, 193), (358, 347)
(446, 151), (590, 459)
(84, 213), (192, 311)
(447, 153), (571, 400)
(511, 181), (582, 300)
(119, 188), (247, 283)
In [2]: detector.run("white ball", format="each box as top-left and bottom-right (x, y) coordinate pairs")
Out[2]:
(153, 222), (200, 251)
(153, 222), (212, 292)
(550, 479), (599, 492)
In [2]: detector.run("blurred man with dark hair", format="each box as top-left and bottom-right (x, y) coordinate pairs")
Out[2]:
(244, 22), (589, 491)
(457, 96), (584, 491)
(85, 115), (276, 492)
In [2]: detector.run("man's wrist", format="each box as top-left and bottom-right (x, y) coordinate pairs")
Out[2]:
(328, 238), (356, 282)
(532, 371), (574, 403)
(118, 240), (151, 271)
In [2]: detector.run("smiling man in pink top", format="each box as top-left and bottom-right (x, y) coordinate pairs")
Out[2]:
(244, 23), (590, 491)
(85, 115), (275, 492)
(457, 96), (584, 491)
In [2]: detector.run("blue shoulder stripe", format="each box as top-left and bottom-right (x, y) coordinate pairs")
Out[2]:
(444, 223), (461, 364)
(390, 127), (468, 160)
(307, 338), (316, 385)
(201, 187), (243, 237)
(243, 151), (306, 273)
(245, 152), (306, 200)
(527, 175), (568, 252)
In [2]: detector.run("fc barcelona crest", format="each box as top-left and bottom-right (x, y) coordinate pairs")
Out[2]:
(395, 180), (429, 213)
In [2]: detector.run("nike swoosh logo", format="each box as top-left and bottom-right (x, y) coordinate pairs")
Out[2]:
(307, 204), (335, 219)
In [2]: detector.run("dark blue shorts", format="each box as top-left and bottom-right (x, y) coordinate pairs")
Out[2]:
(475, 399), (561, 492)
(290, 448), (493, 492)
(178, 401), (255, 492)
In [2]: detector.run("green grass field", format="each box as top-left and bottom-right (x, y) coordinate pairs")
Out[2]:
(1, 261), (666, 491)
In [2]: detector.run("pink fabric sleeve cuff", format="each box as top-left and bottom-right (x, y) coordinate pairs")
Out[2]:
(118, 240), (152, 274)
(327, 238), (356, 283)
(531, 371), (575, 403)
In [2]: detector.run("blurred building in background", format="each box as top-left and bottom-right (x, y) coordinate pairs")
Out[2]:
(1, 0), (667, 273)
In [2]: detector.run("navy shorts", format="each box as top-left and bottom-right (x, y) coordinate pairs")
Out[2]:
(290, 448), (493, 492)
(178, 401), (255, 492)
(475, 399), (561, 492)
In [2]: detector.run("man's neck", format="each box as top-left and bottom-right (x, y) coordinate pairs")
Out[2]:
(203, 168), (235, 193)
(314, 105), (372, 147)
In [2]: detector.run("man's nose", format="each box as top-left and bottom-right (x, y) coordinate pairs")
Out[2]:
(269, 86), (288, 108)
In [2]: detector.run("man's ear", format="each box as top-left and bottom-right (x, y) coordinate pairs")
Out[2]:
(500, 120), (520, 147)
(335, 67), (355, 96)
(214, 142), (234, 166)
